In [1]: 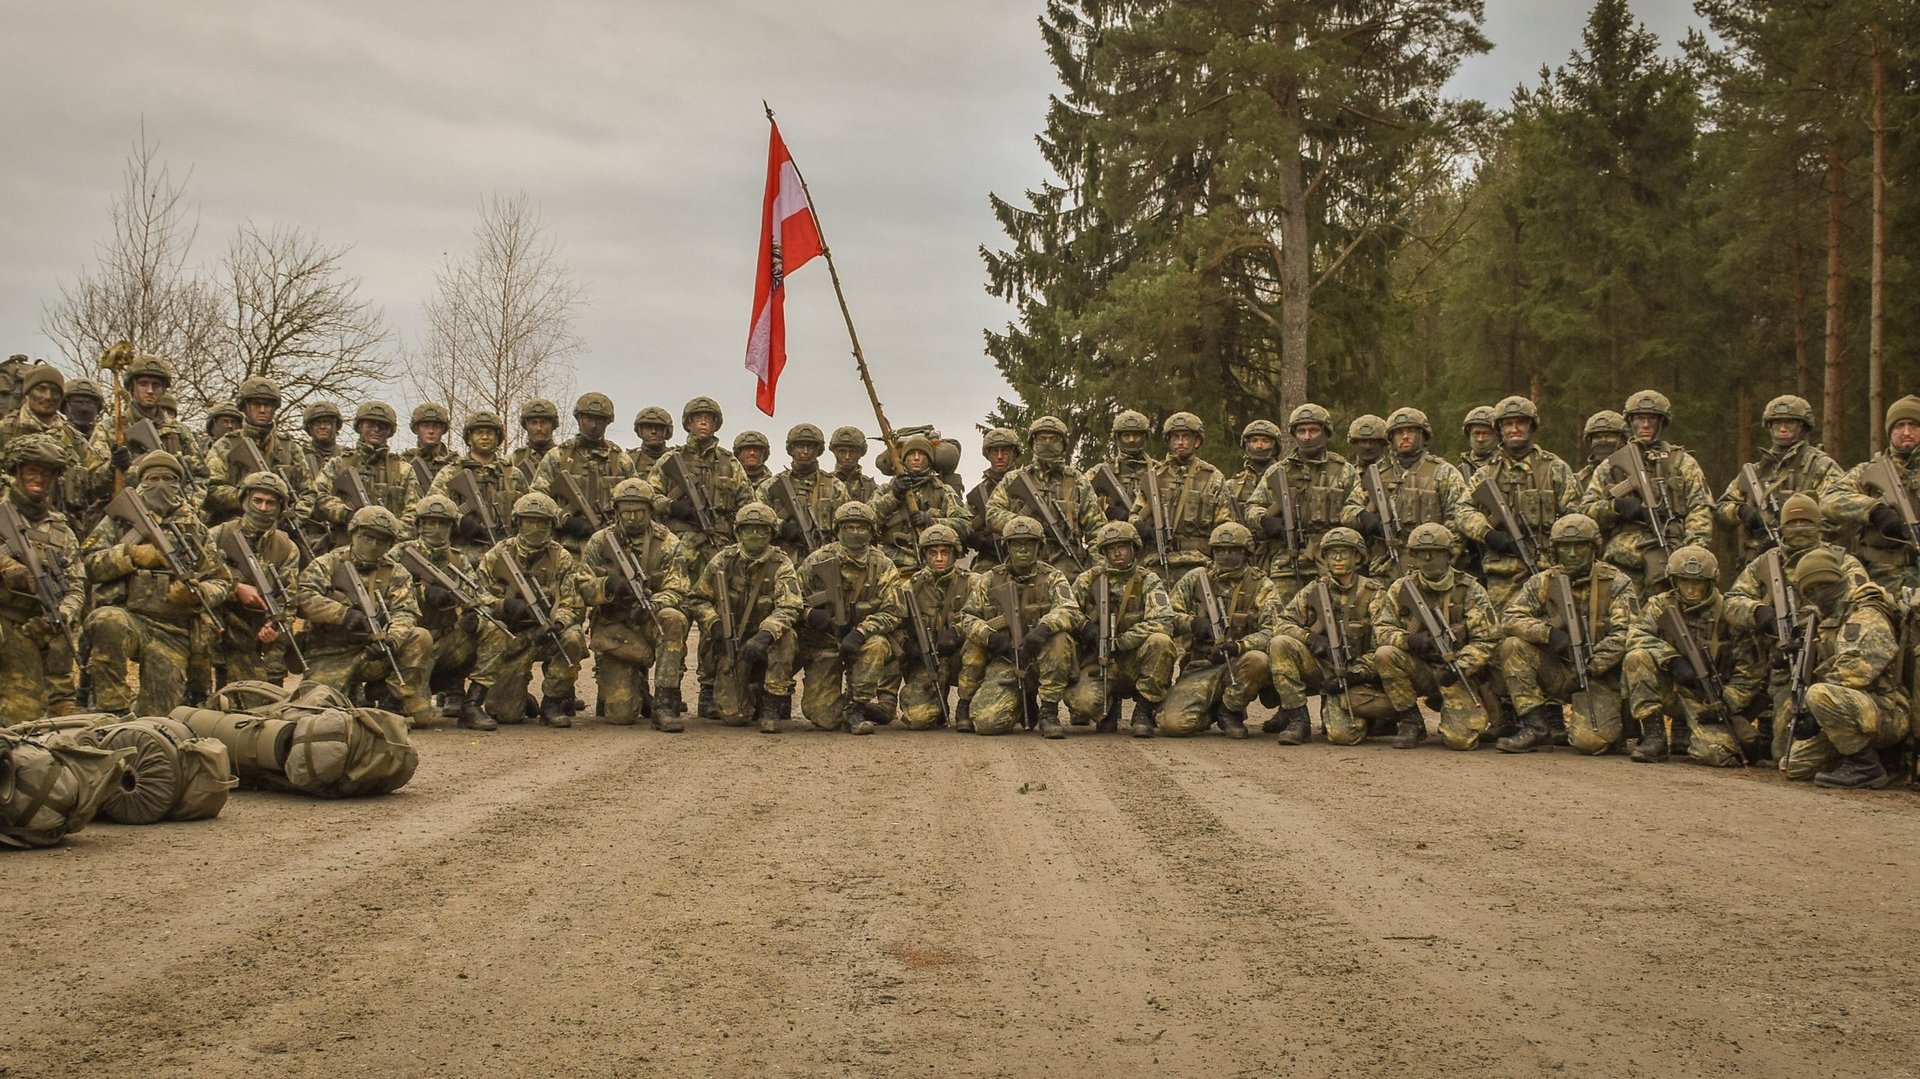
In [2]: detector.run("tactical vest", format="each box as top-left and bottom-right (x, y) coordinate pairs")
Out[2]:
(1546, 566), (1625, 640)
(1753, 442), (1825, 496)
(711, 549), (787, 628)
(339, 448), (413, 518)
(662, 443), (746, 541)
(1381, 454), (1447, 526)
(1305, 577), (1381, 653)
(1154, 458), (1225, 551)
(510, 444), (553, 487)
(0, 503), (74, 623)
(835, 466), (877, 504)
(106, 514), (207, 625)
(986, 565), (1064, 632)
(1089, 567), (1150, 633)
(552, 440), (628, 517)
(446, 459), (517, 538)
(1212, 568), (1264, 638)
(210, 521), (300, 638)
(1276, 453), (1348, 530)
(306, 553), (407, 654)
(1658, 595), (1738, 678)
(396, 540), (470, 634)
(1393, 575), (1474, 636)
(1486, 448), (1562, 530)
(1621, 442), (1694, 544)
(911, 567), (971, 632)
(803, 547), (890, 632)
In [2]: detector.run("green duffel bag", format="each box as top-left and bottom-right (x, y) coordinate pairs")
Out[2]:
(83, 717), (236, 824)
(176, 677), (418, 798)
(0, 728), (131, 849)
(171, 707), (296, 788)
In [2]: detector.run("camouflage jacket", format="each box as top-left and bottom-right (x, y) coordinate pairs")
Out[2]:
(1500, 563), (1639, 675)
(580, 522), (691, 627)
(1170, 564), (1278, 666)
(1372, 571), (1501, 676)
(1460, 446), (1578, 578)
(1580, 440), (1714, 572)
(881, 563), (974, 645)
(1244, 450), (1358, 579)
(0, 491), (84, 628)
(1131, 454), (1232, 570)
(532, 436), (636, 536)
(204, 425), (310, 524)
(82, 499), (213, 625)
(1275, 572), (1386, 661)
(0, 406), (103, 526)
(796, 541), (902, 642)
(1343, 450), (1471, 574)
(294, 547), (422, 655)
(833, 464), (877, 505)
(1714, 439), (1842, 552)
(690, 543), (802, 641)
(957, 560), (1081, 645)
(1820, 449), (1920, 583)
(428, 454), (524, 553)
(1071, 562), (1173, 652)
(652, 438), (752, 549)
(870, 473), (969, 569)
(985, 461), (1103, 573)
(475, 536), (585, 633)
(315, 444), (422, 528)
(402, 442), (457, 492)
(758, 466), (848, 562)
(392, 537), (493, 636)
(201, 518), (301, 641)
(1624, 590), (1765, 707)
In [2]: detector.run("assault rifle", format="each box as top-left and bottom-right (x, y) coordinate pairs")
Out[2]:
(0, 501), (76, 654)
(1401, 581), (1483, 709)
(1087, 463), (1135, 523)
(1362, 463), (1404, 550)
(1549, 572), (1592, 696)
(1006, 471), (1085, 570)
(902, 585), (951, 725)
(410, 456), (434, 492)
(806, 561), (849, 635)
(709, 562), (748, 666)
(496, 546), (568, 655)
(1781, 606), (1821, 773)
(1657, 603), (1727, 721)
(604, 532), (657, 623)
(1260, 467), (1306, 557)
(1606, 444), (1678, 553)
(995, 575), (1032, 729)
(1309, 579), (1354, 711)
(449, 469), (504, 545)
(553, 469), (605, 533)
(331, 558), (403, 687)
(1194, 571), (1238, 688)
(106, 489), (225, 635)
(1142, 466), (1173, 574)
(1860, 458), (1920, 550)
(332, 465), (373, 513)
(125, 417), (164, 456)
(1738, 463), (1783, 550)
(228, 436), (315, 562)
(660, 452), (718, 534)
(217, 526), (307, 673)
(1756, 547), (1800, 653)
(1094, 574), (1114, 713)
(966, 484), (1003, 562)
(1472, 477), (1540, 576)
(396, 546), (510, 633)
(776, 473), (827, 553)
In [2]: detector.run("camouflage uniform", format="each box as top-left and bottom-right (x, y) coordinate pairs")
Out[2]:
(509, 397), (560, 490)
(1087, 409), (1157, 521)
(531, 394), (635, 554)
(1062, 527), (1175, 730)
(870, 457), (969, 572)
(1496, 545), (1639, 754)
(829, 425), (879, 505)
(1160, 525), (1280, 737)
(954, 517), (1082, 736)
(88, 353), (209, 503)
(1715, 396), (1841, 564)
(0, 438), (86, 720)
(687, 510), (803, 728)
(1580, 391), (1713, 593)
(628, 405), (675, 480)
(1341, 408), (1470, 580)
(763, 458), (848, 565)
(580, 486), (692, 729)
(735, 430), (774, 493)
(1372, 532), (1503, 750)
(400, 402), (457, 495)
(204, 380), (310, 525)
(876, 526), (974, 730)
(986, 418), (1104, 577)
(297, 401), (346, 553)
(315, 431), (423, 536)
(1819, 428), (1920, 595)
(1225, 421), (1282, 576)
(0, 368), (104, 530)
(794, 510), (902, 732)
(1266, 531), (1395, 745)
(201, 480), (303, 687)
(394, 493), (507, 730)
(1245, 404), (1358, 605)
(428, 412), (524, 564)
(1131, 414), (1232, 578)
(469, 496), (588, 726)
(1458, 398), (1579, 609)
(1772, 554), (1911, 786)
(1457, 404), (1498, 483)
(963, 427), (1020, 572)
(1621, 547), (1766, 767)
(293, 511), (438, 728)
(1573, 410), (1627, 495)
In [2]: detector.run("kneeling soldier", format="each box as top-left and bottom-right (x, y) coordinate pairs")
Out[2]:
(956, 516), (1082, 737)
(470, 493), (588, 727)
(1777, 549), (1910, 788)
(396, 493), (504, 731)
(293, 506), (437, 727)
(689, 502), (802, 732)
(1160, 522), (1278, 738)
(1373, 523), (1501, 750)
(1495, 513), (1638, 754)
(1621, 545), (1765, 765)
(582, 478), (691, 730)
(1063, 521), (1175, 735)
(796, 502), (901, 734)
(0, 435), (85, 720)
(1267, 526), (1394, 745)
(204, 471), (302, 687)
(880, 524), (972, 731)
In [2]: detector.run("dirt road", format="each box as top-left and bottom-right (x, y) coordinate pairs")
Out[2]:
(5, 705), (1917, 1077)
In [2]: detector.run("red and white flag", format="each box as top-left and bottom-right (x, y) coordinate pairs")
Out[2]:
(745, 120), (823, 415)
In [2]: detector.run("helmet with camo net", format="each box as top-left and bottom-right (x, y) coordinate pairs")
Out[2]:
(412, 493), (461, 521)
(408, 402), (449, 430)
(734, 501), (779, 528)
(633, 405), (674, 433)
(355, 401), (398, 430)
(303, 400), (341, 429)
(239, 470), (291, 505)
(6, 433), (71, 473)
(1406, 522), (1454, 552)
(733, 430), (770, 454)
(204, 401), (242, 435)
(1163, 412), (1204, 438)
(236, 376), (281, 407)
(1667, 545), (1718, 580)
(1549, 513), (1600, 545)
(833, 501), (879, 528)
(1462, 405), (1495, 434)
(918, 523), (961, 551)
(1112, 410), (1152, 436)
(63, 376), (104, 405)
(1001, 516), (1046, 542)
(1095, 520), (1140, 550)
(1241, 419), (1281, 443)
(1027, 416), (1069, 442)
(348, 505), (401, 539)
(1347, 414), (1388, 442)
(1319, 525), (1364, 554)
(611, 477), (657, 506)
(786, 423), (825, 448)
(121, 353), (173, 389)
(573, 392), (615, 420)
(1288, 403), (1333, 431)
(463, 410), (505, 438)
(1386, 407), (1431, 437)
(982, 426), (1020, 452)
(1209, 521), (1253, 550)
(830, 425), (867, 451)
(511, 493), (561, 522)
(1763, 395), (1815, 428)
(1492, 395), (1540, 426)
(132, 450), (185, 482)
(1583, 410), (1628, 439)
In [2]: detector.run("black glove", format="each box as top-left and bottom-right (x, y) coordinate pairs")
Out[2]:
(890, 475), (911, 496)
(560, 515), (594, 540)
(1752, 604), (1778, 638)
(1407, 630), (1437, 661)
(1307, 632), (1331, 659)
(1612, 495), (1645, 523)
(338, 608), (372, 635)
(1211, 640), (1241, 663)
(503, 595), (538, 630)
(1791, 709), (1820, 740)
(1737, 502), (1767, 534)
(986, 629), (1013, 657)
(1078, 622), (1101, 650)
(1021, 624), (1053, 659)
(1547, 628), (1571, 655)
(1104, 500), (1130, 522)
(778, 517), (804, 543)
(1869, 504), (1906, 539)
(1435, 666), (1461, 687)
(804, 605), (835, 631)
(1259, 514), (1288, 540)
(1668, 655), (1701, 692)
(669, 496), (697, 522)
(423, 582), (459, 611)
(935, 629), (961, 656)
(741, 629), (774, 666)
(457, 608), (479, 634)
(1190, 617), (1215, 645)
(457, 514), (489, 543)
(1356, 510), (1382, 539)
(1482, 529), (1516, 555)
(909, 510), (933, 530)
(839, 627), (868, 660)
(110, 444), (132, 473)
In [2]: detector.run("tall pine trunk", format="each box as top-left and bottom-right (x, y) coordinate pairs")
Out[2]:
(1822, 135), (1846, 461)
(1276, 93), (1310, 426)
(1869, 34), (1887, 451)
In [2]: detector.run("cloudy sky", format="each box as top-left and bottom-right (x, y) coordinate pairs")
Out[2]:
(2, 0), (1700, 466)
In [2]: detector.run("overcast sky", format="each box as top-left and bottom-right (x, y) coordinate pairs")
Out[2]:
(1, 0), (1700, 466)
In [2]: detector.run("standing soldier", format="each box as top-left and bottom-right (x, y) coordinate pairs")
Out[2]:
(1620, 545), (1765, 766)
(1459, 395), (1578, 608)
(964, 426), (1020, 571)
(1820, 395), (1920, 594)
(580, 478), (692, 730)
(955, 516), (1082, 738)
(986, 416), (1103, 577)
(1458, 405), (1498, 478)
(870, 433), (969, 572)
(1344, 406), (1469, 579)
(470, 493), (587, 727)
(687, 502), (802, 732)
(1159, 522), (1278, 738)
(1581, 390), (1713, 594)
(762, 423), (848, 564)
(0, 366), (101, 528)
(734, 430), (774, 493)
(203, 402), (242, 442)
(1092, 410), (1157, 519)
(60, 376), (104, 441)
(1246, 403), (1357, 605)
(400, 403), (456, 491)
(430, 411), (522, 564)
(293, 506), (439, 728)
(629, 405), (674, 478)
(794, 502), (901, 734)
(203, 376), (306, 526)
(1574, 410), (1627, 492)
(829, 425), (878, 503)
(1771, 549), (1910, 789)
(203, 471), (302, 687)
(879, 524), (973, 730)
(298, 401), (346, 552)
(1372, 523), (1502, 750)
(1062, 521), (1175, 734)
(315, 402), (422, 532)
(1226, 420), (1282, 575)
(511, 398), (560, 488)
(1717, 394), (1841, 564)
(0, 436), (86, 719)
(396, 493), (503, 731)
(532, 392), (635, 555)
(1131, 412), (1231, 579)
(653, 397), (752, 719)
(1265, 527), (1395, 744)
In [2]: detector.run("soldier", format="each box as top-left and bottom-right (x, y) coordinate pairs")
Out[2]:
(870, 433), (969, 572)
(1093, 409), (1157, 519)
(1062, 521), (1175, 734)
(80, 450), (212, 716)
(793, 502), (901, 734)
(0, 354), (27, 421)
(203, 376), (308, 526)
(402, 402), (457, 491)
(1493, 514), (1639, 754)
(1265, 527), (1395, 745)
(879, 523), (973, 730)
(1131, 412), (1231, 579)
(532, 392), (635, 554)
(1717, 394), (1842, 563)
(1773, 549), (1910, 789)
(470, 493), (588, 726)
(0, 366), (100, 526)
(0, 436), (86, 720)
(293, 506), (439, 728)
(955, 516), (1082, 737)
(1580, 389), (1713, 593)
(1372, 523), (1502, 750)
(1459, 395), (1578, 608)
(1620, 545), (1766, 766)
(60, 376), (104, 440)
(429, 411), (522, 564)
(1574, 410), (1627, 493)
(829, 425), (878, 503)
(653, 397), (752, 718)
(1246, 403), (1358, 605)
(1226, 420), (1282, 575)
(91, 353), (206, 501)
(1344, 406), (1470, 579)
(762, 422), (848, 564)
(1820, 394), (1920, 593)
(734, 430), (773, 492)
(202, 470), (302, 687)
(1159, 522), (1278, 738)
(964, 426), (1019, 570)
(687, 502), (802, 732)
(511, 398), (560, 487)
(580, 478), (692, 731)
(315, 401), (422, 531)
(629, 405), (674, 478)
(396, 493), (502, 731)
(1458, 404), (1498, 478)
(986, 416), (1103, 576)
(203, 401), (242, 441)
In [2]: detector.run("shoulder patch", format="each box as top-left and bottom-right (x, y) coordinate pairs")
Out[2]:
(1843, 622), (1863, 642)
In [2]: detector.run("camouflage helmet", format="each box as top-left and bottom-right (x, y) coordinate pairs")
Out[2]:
(6, 433), (71, 473)
(235, 376), (281, 407)
(1001, 515), (1046, 542)
(573, 392), (615, 420)
(1406, 522), (1454, 552)
(1162, 411), (1204, 438)
(348, 505), (401, 539)
(355, 401), (399, 430)
(1667, 544), (1718, 581)
(1288, 403), (1333, 431)
(62, 376), (104, 404)
(1624, 389), (1672, 421)
(1548, 513), (1601, 545)
(982, 426), (1020, 452)
(511, 492), (561, 522)
(1780, 493), (1821, 526)
(1462, 405), (1496, 433)
(1583, 410), (1628, 438)
(204, 400), (242, 435)
(633, 405), (674, 432)
(1492, 395), (1540, 426)
(121, 353), (173, 388)
(240, 469), (291, 505)
(833, 501), (879, 528)
(1209, 521), (1254, 550)
(1318, 525), (1365, 554)
(1385, 407), (1431, 437)
(1791, 548), (1846, 590)
(611, 477), (657, 506)
(917, 523), (962, 551)
(1240, 419), (1282, 442)
(734, 501), (779, 528)
(410, 402), (450, 429)
(462, 410), (505, 437)
(21, 364), (63, 397)
(1762, 394), (1815, 428)
(131, 450), (185, 481)
(412, 493), (461, 521)
(160, 391), (180, 413)
(829, 425), (867, 451)
(732, 430), (771, 454)
(1112, 410), (1152, 436)
(681, 395), (723, 431)
(519, 397), (559, 425)
(1027, 415), (1069, 442)
(303, 400), (341, 429)
(1347, 414), (1388, 442)
(1884, 395), (1920, 436)
(1094, 520), (1140, 549)
(785, 422), (825, 447)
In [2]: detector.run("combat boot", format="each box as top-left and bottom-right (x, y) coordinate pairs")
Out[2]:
(698, 682), (720, 719)
(1213, 703), (1249, 740)
(452, 688), (498, 732)
(1097, 698), (1123, 734)
(1814, 748), (1891, 789)
(850, 699), (889, 736)
(756, 692), (788, 733)
(1037, 701), (1066, 739)
(1130, 698), (1158, 738)
(1497, 706), (1556, 754)
(1630, 717), (1669, 763)
(656, 683), (686, 718)
(1273, 706), (1311, 745)
(1389, 710), (1428, 749)
(953, 698), (974, 733)
(539, 695), (573, 728)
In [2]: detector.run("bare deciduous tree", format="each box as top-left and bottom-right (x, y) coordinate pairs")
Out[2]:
(408, 192), (582, 447)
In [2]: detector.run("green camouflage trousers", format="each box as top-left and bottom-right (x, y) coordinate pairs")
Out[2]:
(967, 634), (1075, 735)
(1781, 682), (1911, 781)
(1621, 648), (1746, 767)
(1062, 630), (1175, 724)
(797, 633), (894, 730)
(474, 625), (585, 722)
(591, 608), (685, 724)
(1374, 643), (1494, 750)
(1267, 635), (1391, 744)
(0, 615), (76, 721)
(306, 628), (438, 725)
(84, 608), (197, 716)
(1157, 649), (1271, 736)
(893, 646), (960, 730)
(710, 629), (797, 726)
(1498, 637), (1625, 754)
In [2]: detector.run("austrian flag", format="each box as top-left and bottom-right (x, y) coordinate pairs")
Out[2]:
(745, 121), (823, 415)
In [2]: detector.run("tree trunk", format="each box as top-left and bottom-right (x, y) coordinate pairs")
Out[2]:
(1869, 34), (1887, 452)
(1735, 379), (1754, 468)
(1275, 94), (1311, 427)
(1791, 238), (1810, 400)
(1822, 136), (1846, 461)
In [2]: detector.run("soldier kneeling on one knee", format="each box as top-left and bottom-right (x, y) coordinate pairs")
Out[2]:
(1267, 527), (1395, 745)
(581, 478), (692, 732)
(1372, 523), (1502, 750)
(1621, 545), (1766, 766)
(1064, 521), (1175, 736)
(955, 516), (1081, 738)
(1159, 523), (1278, 739)
(880, 524), (973, 731)
(1772, 549), (1911, 789)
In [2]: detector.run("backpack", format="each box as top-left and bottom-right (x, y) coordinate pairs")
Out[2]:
(80, 716), (236, 824)
(0, 726), (131, 849)
(174, 679), (418, 798)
